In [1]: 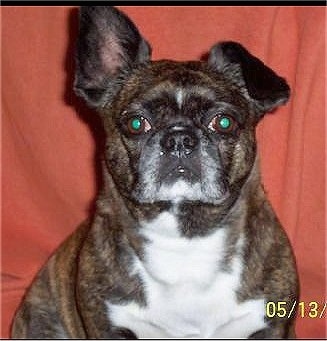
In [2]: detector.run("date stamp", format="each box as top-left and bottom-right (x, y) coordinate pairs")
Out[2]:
(266, 301), (327, 319)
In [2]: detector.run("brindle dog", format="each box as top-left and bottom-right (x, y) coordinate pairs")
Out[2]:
(12, 6), (298, 339)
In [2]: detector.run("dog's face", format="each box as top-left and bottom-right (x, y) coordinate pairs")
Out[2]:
(104, 62), (258, 205)
(74, 7), (290, 206)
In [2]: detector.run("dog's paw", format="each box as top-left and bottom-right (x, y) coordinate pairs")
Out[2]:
(110, 327), (138, 339)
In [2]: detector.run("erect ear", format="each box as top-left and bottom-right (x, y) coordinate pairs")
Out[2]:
(208, 41), (290, 117)
(74, 6), (152, 108)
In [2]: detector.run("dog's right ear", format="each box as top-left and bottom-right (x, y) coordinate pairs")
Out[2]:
(74, 6), (152, 108)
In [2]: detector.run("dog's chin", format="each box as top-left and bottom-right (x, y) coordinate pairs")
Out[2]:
(132, 179), (230, 205)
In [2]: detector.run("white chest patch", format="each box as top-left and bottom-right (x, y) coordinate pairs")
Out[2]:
(106, 212), (266, 338)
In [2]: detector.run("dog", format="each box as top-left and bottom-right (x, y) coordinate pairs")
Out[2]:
(11, 6), (299, 339)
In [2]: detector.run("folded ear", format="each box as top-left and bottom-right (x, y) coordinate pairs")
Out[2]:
(74, 6), (152, 108)
(208, 41), (290, 118)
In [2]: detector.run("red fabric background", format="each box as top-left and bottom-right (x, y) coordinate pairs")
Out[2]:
(1, 6), (325, 338)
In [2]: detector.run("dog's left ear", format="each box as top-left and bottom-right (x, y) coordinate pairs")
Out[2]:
(208, 41), (290, 118)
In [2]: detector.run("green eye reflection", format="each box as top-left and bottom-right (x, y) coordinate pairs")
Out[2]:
(208, 114), (236, 133)
(127, 116), (151, 135)
(131, 117), (142, 131)
(218, 117), (232, 130)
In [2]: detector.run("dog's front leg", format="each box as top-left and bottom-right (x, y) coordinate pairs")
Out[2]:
(76, 219), (139, 339)
(76, 270), (138, 339)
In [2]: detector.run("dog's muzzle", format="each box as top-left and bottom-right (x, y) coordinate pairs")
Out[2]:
(159, 126), (201, 183)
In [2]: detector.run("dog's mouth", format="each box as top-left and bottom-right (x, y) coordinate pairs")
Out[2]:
(159, 158), (201, 184)
(133, 160), (230, 205)
(159, 160), (201, 185)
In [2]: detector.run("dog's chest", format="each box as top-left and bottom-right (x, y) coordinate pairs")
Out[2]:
(106, 212), (266, 338)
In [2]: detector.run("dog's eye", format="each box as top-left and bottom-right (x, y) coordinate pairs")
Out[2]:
(208, 114), (237, 134)
(127, 116), (151, 135)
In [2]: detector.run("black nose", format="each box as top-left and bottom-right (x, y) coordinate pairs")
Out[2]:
(161, 128), (199, 157)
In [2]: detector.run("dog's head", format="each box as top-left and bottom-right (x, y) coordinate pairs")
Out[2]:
(74, 6), (290, 205)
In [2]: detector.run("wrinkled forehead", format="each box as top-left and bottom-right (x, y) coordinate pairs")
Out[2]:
(117, 62), (250, 121)
(132, 82), (218, 112)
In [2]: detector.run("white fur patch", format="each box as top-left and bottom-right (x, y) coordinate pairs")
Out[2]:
(156, 179), (202, 204)
(106, 212), (266, 338)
